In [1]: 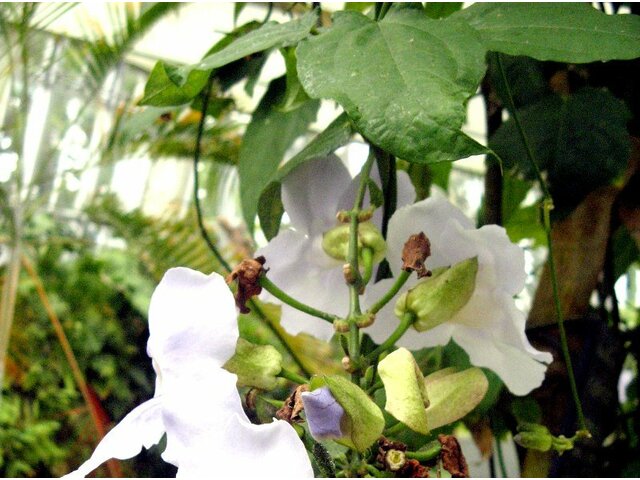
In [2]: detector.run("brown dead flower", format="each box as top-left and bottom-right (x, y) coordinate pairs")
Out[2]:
(226, 256), (266, 313)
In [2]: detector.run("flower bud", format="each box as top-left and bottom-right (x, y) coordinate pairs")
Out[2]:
(322, 222), (386, 264)
(394, 257), (478, 332)
(333, 319), (350, 333)
(514, 423), (553, 452)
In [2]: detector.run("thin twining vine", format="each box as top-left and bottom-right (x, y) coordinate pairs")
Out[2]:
(191, 81), (311, 377)
(495, 52), (589, 437)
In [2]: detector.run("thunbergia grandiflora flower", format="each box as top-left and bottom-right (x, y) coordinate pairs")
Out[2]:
(66, 268), (313, 478)
(257, 153), (414, 341)
(363, 195), (553, 395)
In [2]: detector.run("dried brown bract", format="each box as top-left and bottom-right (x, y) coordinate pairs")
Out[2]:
(226, 256), (266, 313)
(402, 232), (432, 278)
(438, 434), (469, 478)
(276, 384), (309, 424)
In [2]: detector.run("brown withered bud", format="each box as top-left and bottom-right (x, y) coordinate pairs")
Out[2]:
(226, 256), (266, 314)
(402, 232), (432, 279)
(438, 434), (469, 478)
(276, 384), (309, 424)
(398, 459), (430, 478)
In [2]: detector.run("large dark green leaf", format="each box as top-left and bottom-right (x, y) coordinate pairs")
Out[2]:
(140, 10), (317, 106)
(239, 77), (319, 233)
(490, 88), (631, 217)
(296, 7), (489, 164)
(457, 3), (640, 63)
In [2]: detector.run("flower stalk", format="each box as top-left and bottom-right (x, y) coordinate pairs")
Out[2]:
(259, 275), (338, 323)
(365, 312), (416, 363)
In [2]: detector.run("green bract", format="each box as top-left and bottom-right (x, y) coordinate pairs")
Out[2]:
(378, 348), (488, 434)
(395, 257), (478, 332)
(322, 222), (386, 264)
(313, 375), (385, 452)
(223, 338), (283, 390)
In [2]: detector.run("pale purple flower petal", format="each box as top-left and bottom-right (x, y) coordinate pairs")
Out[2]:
(301, 387), (345, 440)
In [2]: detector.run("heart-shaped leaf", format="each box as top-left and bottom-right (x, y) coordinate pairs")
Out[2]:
(297, 7), (489, 164)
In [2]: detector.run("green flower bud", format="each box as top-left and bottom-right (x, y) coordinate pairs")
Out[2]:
(514, 423), (553, 452)
(551, 435), (574, 455)
(514, 431), (553, 452)
(394, 257), (478, 332)
(322, 222), (386, 264)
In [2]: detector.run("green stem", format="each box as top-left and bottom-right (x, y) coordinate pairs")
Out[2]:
(278, 368), (309, 385)
(384, 420), (406, 437)
(193, 75), (232, 273)
(495, 435), (507, 478)
(365, 464), (385, 477)
(366, 312), (415, 363)
(406, 443), (442, 462)
(496, 52), (587, 433)
(345, 152), (376, 374)
(259, 275), (338, 324)
(367, 270), (411, 315)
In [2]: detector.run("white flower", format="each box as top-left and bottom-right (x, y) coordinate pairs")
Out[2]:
(66, 268), (313, 478)
(363, 195), (553, 395)
(257, 153), (414, 341)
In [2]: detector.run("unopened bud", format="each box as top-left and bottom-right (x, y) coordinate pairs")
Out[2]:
(322, 222), (386, 264)
(336, 210), (351, 223)
(385, 449), (406, 471)
(357, 208), (374, 222)
(333, 319), (350, 333)
(551, 435), (574, 455)
(395, 257), (478, 332)
(342, 356), (355, 372)
(356, 313), (375, 328)
(514, 423), (553, 452)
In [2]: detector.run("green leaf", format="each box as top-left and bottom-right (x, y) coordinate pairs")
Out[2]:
(395, 257), (478, 332)
(257, 182), (284, 242)
(139, 62), (209, 106)
(139, 10), (317, 106)
(457, 3), (640, 63)
(239, 77), (319, 233)
(276, 47), (312, 113)
(223, 338), (283, 390)
(197, 10), (317, 71)
(256, 113), (354, 238)
(423, 367), (488, 430)
(378, 348), (430, 435)
(490, 88), (631, 217)
(324, 375), (385, 452)
(424, 2), (463, 19)
(296, 7), (489, 164)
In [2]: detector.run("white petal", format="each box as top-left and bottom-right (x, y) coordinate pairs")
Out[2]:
(162, 368), (313, 477)
(258, 230), (346, 340)
(147, 268), (237, 370)
(386, 196), (474, 275)
(65, 398), (165, 478)
(438, 222), (526, 295)
(452, 327), (549, 396)
(282, 155), (352, 236)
